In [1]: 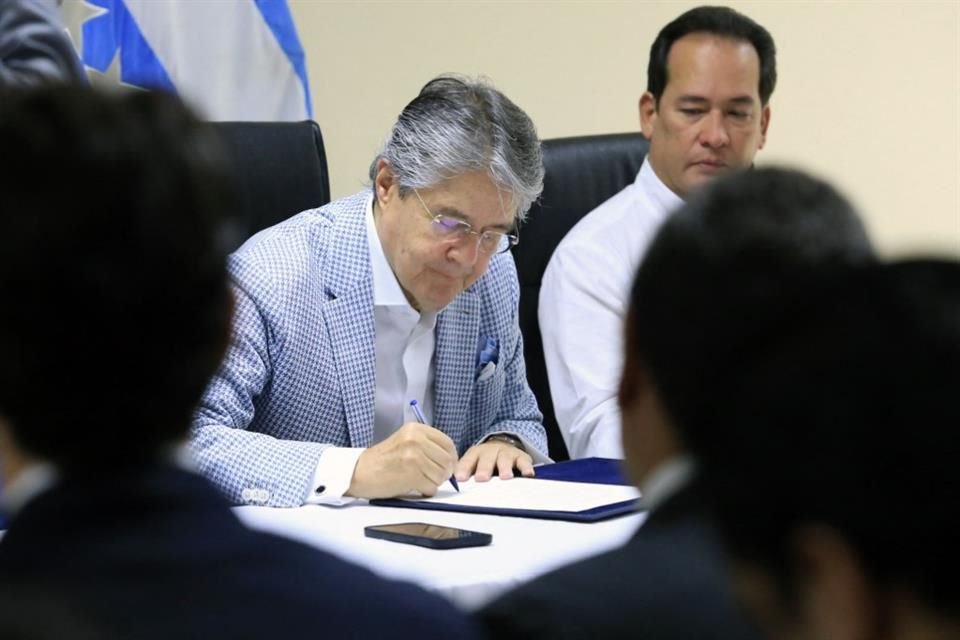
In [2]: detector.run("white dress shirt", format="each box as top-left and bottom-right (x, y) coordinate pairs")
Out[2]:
(638, 455), (695, 513)
(539, 158), (683, 459)
(0, 463), (58, 518)
(307, 198), (439, 504)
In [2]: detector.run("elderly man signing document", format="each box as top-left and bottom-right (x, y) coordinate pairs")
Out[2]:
(192, 75), (549, 507)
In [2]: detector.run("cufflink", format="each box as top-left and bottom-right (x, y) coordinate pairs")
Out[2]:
(314, 485), (326, 495)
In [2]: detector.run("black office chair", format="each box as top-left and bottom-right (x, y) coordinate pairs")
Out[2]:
(210, 120), (331, 252)
(513, 132), (650, 460)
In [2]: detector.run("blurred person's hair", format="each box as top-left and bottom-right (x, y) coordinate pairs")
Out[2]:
(0, 86), (233, 473)
(627, 166), (875, 445)
(701, 259), (960, 618)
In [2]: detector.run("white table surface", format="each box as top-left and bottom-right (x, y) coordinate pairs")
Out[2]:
(235, 502), (644, 611)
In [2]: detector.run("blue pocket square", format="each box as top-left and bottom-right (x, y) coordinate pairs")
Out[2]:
(476, 335), (499, 369)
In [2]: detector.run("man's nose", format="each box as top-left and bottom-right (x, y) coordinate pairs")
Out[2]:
(446, 234), (483, 268)
(699, 110), (730, 148)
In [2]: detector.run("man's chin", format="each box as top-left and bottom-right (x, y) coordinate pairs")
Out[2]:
(695, 161), (730, 174)
(417, 289), (462, 313)
(682, 167), (727, 193)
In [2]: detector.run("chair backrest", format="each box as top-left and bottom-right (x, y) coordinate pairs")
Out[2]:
(513, 132), (649, 460)
(210, 120), (331, 252)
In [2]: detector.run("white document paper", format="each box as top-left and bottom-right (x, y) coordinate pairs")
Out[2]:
(403, 477), (641, 513)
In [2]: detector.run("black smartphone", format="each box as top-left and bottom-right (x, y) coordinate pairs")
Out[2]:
(364, 522), (493, 550)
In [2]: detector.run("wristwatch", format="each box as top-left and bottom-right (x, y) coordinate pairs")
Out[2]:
(484, 433), (525, 451)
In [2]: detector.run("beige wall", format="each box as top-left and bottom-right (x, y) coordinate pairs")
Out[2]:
(290, 0), (960, 256)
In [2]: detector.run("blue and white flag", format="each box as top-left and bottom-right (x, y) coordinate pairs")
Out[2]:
(77, 0), (311, 120)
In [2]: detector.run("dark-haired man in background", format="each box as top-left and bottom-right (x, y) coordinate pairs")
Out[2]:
(0, 85), (479, 640)
(540, 5), (776, 458)
(478, 167), (874, 639)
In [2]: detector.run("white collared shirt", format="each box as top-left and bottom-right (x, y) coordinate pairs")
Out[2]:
(0, 463), (58, 519)
(639, 455), (696, 513)
(306, 198), (439, 504)
(539, 158), (684, 459)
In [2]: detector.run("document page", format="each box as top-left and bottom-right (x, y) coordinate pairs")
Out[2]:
(402, 477), (641, 512)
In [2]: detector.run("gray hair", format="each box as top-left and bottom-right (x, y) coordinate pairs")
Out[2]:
(369, 74), (544, 222)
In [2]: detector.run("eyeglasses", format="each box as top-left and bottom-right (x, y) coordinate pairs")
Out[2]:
(413, 189), (518, 255)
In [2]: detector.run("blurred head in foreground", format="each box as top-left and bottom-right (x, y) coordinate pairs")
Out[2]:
(0, 85), (232, 480)
(696, 258), (960, 640)
(620, 166), (874, 489)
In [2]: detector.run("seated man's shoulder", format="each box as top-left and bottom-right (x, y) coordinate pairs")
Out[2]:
(230, 192), (369, 292)
(545, 181), (668, 293)
(480, 519), (755, 640)
(235, 192), (365, 261)
(560, 183), (644, 249)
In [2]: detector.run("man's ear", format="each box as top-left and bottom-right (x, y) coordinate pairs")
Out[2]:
(757, 104), (771, 150)
(374, 159), (396, 207)
(639, 92), (658, 139)
(790, 525), (881, 640)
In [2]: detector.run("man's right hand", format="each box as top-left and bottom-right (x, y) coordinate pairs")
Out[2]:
(346, 422), (458, 499)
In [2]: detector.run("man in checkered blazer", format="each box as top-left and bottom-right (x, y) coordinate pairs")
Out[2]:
(192, 75), (550, 507)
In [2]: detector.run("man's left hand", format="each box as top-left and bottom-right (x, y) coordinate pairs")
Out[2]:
(455, 440), (534, 482)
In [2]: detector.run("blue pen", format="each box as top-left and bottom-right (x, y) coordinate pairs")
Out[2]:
(409, 399), (460, 493)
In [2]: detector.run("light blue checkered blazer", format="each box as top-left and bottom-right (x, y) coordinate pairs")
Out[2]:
(191, 191), (546, 507)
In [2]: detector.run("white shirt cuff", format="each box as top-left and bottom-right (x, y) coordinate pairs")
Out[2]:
(303, 447), (365, 505)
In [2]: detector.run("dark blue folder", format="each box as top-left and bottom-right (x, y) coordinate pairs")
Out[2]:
(370, 457), (643, 523)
